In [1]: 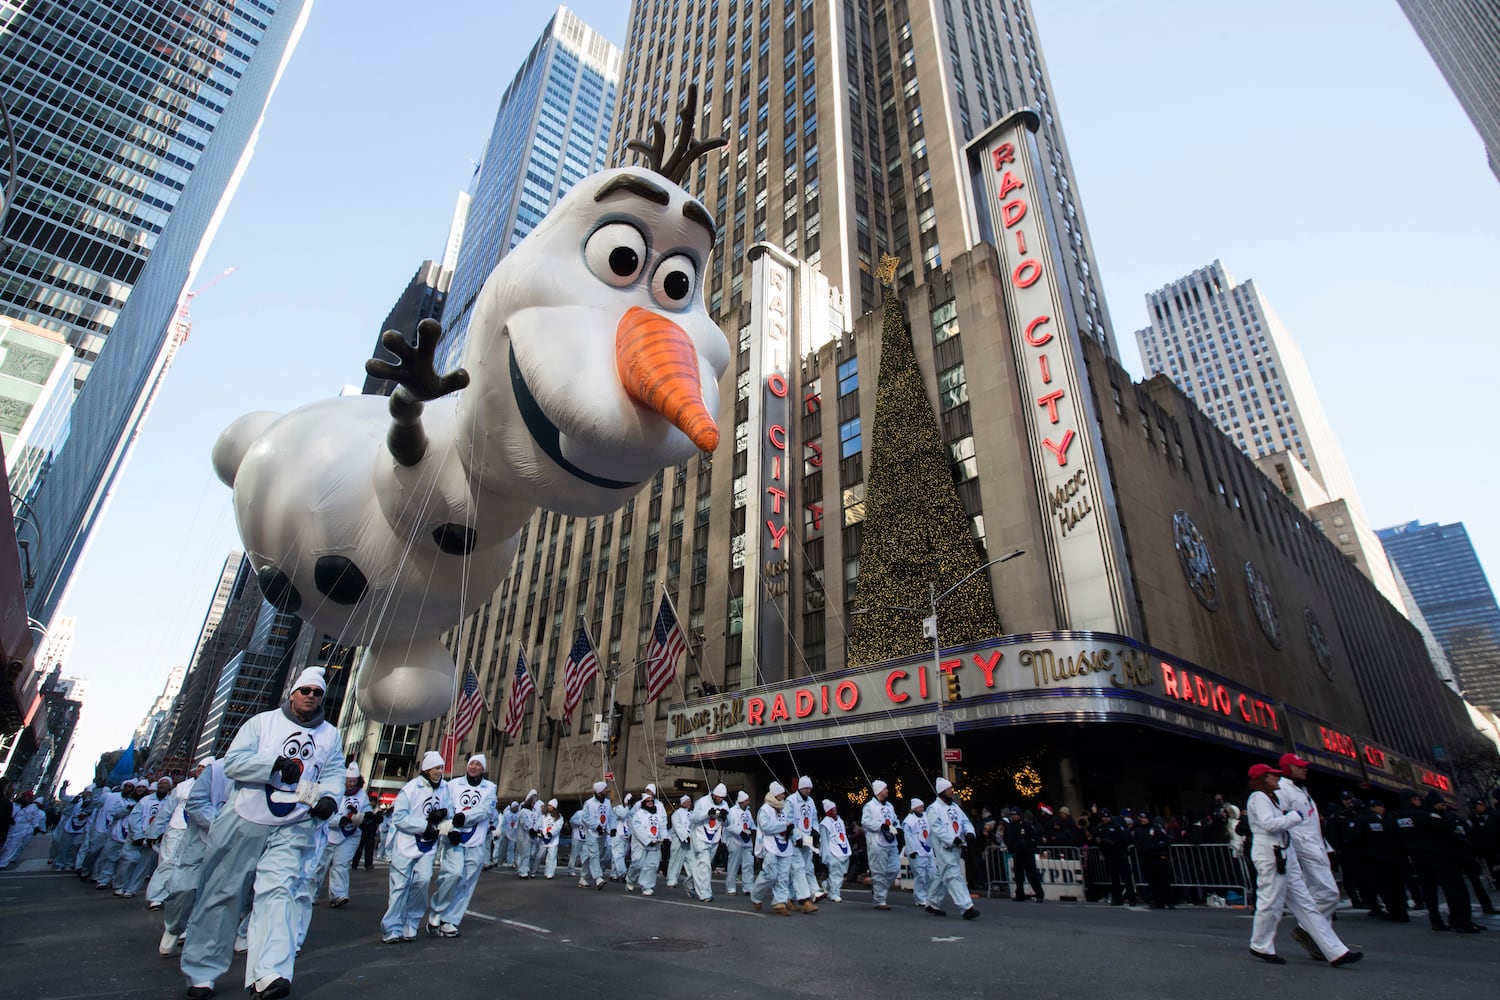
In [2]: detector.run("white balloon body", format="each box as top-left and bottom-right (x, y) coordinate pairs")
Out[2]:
(214, 165), (729, 724)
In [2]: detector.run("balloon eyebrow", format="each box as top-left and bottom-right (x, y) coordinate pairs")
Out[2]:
(683, 200), (717, 243)
(594, 174), (670, 206)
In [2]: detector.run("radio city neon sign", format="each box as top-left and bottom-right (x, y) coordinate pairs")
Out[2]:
(1159, 662), (1280, 733)
(990, 142), (1076, 467)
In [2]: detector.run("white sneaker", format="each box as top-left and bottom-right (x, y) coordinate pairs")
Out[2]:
(642, 889), (655, 896)
(158, 930), (180, 956)
(725, 889), (737, 895)
(233, 936), (248, 954)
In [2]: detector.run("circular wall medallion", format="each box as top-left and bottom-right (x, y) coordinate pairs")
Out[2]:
(1172, 510), (1218, 610)
(1244, 562), (1281, 649)
(1305, 608), (1333, 680)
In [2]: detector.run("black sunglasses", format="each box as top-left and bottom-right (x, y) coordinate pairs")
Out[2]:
(295, 686), (325, 697)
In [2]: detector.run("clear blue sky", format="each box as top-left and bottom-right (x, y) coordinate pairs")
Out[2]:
(59, 1), (1500, 787)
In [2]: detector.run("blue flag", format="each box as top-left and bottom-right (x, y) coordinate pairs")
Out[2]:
(106, 741), (136, 785)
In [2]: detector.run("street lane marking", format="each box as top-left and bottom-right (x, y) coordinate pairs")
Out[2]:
(502, 918), (552, 934)
(931, 935), (964, 942)
(621, 894), (758, 917)
(465, 910), (554, 934)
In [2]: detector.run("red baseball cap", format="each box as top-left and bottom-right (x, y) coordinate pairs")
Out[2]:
(1279, 753), (1310, 770)
(1247, 764), (1282, 779)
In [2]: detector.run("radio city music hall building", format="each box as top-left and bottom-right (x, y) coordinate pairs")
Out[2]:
(658, 110), (1473, 812)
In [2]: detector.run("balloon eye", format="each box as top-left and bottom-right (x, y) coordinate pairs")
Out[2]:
(650, 254), (697, 310)
(585, 222), (647, 287)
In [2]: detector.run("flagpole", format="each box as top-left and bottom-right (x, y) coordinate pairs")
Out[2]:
(661, 583), (719, 787)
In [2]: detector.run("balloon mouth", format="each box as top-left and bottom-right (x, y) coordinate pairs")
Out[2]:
(507, 344), (642, 491)
(614, 306), (719, 452)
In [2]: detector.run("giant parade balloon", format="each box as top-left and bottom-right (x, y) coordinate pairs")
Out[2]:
(212, 89), (730, 723)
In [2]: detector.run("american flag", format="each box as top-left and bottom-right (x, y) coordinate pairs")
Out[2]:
(502, 650), (536, 740)
(448, 667), (484, 744)
(561, 621), (599, 723)
(644, 593), (687, 703)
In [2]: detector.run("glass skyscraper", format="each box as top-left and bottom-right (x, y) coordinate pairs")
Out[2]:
(436, 6), (621, 371)
(1378, 520), (1500, 713)
(0, 0), (314, 623)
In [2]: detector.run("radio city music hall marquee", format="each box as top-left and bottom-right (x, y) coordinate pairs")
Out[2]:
(667, 631), (1299, 762)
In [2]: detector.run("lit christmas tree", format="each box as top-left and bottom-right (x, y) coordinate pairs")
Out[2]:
(847, 256), (1000, 666)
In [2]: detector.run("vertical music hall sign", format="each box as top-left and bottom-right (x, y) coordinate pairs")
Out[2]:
(964, 110), (1137, 634)
(744, 243), (797, 683)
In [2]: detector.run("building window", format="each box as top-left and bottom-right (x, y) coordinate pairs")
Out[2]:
(931, 299), (959, 343)
(839, 417), (862, 458)
(837, 357), (858, 396)
(950, 436), (978, 482)
(938, 363), (968, 410)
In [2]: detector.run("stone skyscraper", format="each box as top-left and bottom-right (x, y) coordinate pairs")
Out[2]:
(610, 0), (1116, 353)
(1135, 261), (1402, 609)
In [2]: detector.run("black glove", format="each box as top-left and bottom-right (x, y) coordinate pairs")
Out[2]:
(452, 812), (465, 829)
(427, 808), (448, 824)
(447, 830), (463, 845)
(596, 824), (607, 835)
(609, 829), (617, 836)
(422, 822), (439, 841)
(529, 829), (541, 839)
(309, 796), (338, 821)
(132, 838), (145, 847)
(272, 756), (303, 784)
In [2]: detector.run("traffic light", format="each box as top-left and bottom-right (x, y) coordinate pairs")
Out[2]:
(944, 671), (961, 703)
(607, 701), (624, 758)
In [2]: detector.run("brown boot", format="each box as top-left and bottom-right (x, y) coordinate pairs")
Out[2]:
(800, 899), (819, 913)
(752, 901), (762, 912)
(772, 903), (792, 916)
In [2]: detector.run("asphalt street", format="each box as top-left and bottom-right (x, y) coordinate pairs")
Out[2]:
(1, 836), (1494, 1000)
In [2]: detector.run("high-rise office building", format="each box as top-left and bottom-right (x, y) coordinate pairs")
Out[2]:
(436, 6), (621, 371)
(149, 552), (261, 772)
(1378, 520), (1500, 713)
(1135, 260), (1402, 608)
(609, 0), (1116, 353)
(1398, 1), (1500, 182)
(195, 599), (301, 760)
(0, 0), (314, 626)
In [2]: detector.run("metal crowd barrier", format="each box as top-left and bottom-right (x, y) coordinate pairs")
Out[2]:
(980, 843), (1252, 904)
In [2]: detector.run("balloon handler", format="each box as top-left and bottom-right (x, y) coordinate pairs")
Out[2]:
(180, 668), (345, 1000)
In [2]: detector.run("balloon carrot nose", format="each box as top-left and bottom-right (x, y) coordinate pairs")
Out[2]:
(616, 306), (719, 452)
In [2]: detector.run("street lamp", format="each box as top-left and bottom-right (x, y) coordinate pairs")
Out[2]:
(854, 548), (1024, 781)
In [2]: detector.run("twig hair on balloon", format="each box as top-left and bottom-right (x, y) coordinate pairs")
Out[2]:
(625, 84), (728, 186)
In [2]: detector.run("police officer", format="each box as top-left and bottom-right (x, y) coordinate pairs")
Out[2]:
(1095, 807), (1136, 905)
(1132, 813), (1174, 909)
(1394, 789), (1484, 933)
(1005, 807), (1045, 903)
(1345, 797), (1408, 921)
(1456, 798), (1497, 916)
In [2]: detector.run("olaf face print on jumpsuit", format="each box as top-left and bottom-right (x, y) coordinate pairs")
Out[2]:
(266, 731), (318, 818)
(456, 787), (484, 844)
(416, 794), (443, 853)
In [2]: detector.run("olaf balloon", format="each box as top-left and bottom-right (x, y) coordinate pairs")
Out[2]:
(213, 90), (730, 723)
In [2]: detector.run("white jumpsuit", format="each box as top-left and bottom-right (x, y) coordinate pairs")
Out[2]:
(1247, 789), (1350, 960)
(1276, 779), (1339, 919)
